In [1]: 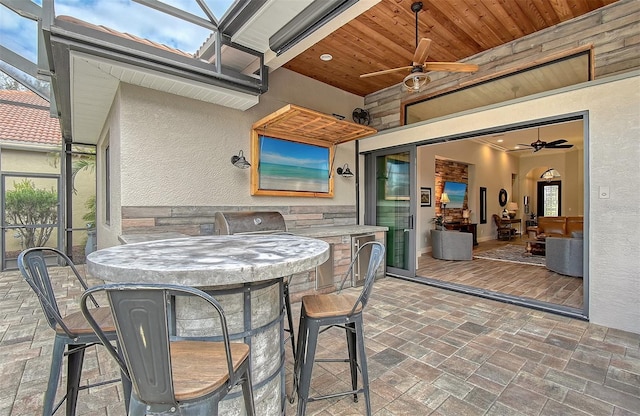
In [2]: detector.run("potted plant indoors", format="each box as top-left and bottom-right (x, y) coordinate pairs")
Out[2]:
(432, 215), (444, 230)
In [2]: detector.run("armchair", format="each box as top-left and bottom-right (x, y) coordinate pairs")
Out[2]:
(431, 229), (473, 260)
(545, 235), (584, 277)
(492, 214), (513, 240)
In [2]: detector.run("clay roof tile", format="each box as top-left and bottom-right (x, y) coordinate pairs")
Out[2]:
(57, 15), (195, 59)
(0, 90), (61, 146)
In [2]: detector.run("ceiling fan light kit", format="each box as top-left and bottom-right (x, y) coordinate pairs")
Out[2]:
(403, 72), (430, 92)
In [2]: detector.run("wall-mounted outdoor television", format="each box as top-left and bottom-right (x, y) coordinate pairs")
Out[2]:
(252, 135), (333, 197)
(443, 181), (467, 208)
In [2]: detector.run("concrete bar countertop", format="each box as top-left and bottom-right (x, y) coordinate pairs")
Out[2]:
(291, 224), (388, 238)
(118, 232), (190, 244)
(87, 234), (329, 286)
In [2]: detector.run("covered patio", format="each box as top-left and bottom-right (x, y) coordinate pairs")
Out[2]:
(2, 267), (638, 416)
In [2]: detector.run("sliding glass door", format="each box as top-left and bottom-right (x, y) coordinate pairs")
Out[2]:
(365, 146), (416, 278)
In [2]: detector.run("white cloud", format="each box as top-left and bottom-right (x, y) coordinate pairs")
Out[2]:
(1, 0), (236, 64)
(54, 0), (213, 52)
(0, 7), (39, 62)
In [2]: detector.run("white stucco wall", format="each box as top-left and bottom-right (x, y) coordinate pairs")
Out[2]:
(96, 89), (123, 249)
(94, 68), (364, 247)
(116, 67), (363, 207)
(358, 72), (640, 334)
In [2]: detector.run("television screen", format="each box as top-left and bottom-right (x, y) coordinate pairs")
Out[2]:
(258, 135), (330, 193)
(443, 181), (467, 208)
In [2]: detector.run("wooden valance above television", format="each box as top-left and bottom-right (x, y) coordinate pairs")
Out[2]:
(250, 104), (377, 198)
(252, 104), (377, 147)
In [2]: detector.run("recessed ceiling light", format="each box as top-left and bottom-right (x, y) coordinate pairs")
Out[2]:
(320, 53), (333, 61)
(514, 146), (521, 149)
(497, 139), (504, 143)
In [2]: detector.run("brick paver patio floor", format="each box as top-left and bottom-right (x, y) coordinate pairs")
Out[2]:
(1, 265), (638, 415)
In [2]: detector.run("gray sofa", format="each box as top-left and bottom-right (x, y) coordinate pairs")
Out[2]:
(431, 229), (473, 261)
(545, 234), (583, 277)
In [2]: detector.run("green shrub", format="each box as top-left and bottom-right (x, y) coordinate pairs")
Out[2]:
(5, 179), (58, 248)
(82, 195), (96, 227)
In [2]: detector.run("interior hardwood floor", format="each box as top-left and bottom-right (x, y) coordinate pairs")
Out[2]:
(417, 238), (584, 310)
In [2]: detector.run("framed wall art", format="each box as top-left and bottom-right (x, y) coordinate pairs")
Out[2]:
(421, 187), (431, 207)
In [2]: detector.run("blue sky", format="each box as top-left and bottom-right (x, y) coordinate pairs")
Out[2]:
(260, 136), (329, 170)
(0, 0), (234, 62)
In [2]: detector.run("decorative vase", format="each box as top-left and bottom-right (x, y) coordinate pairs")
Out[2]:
(85, 226), (97, 256)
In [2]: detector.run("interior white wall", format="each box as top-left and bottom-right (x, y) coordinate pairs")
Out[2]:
(518, 147), (584, 217)
(415, 139), (583, 256)
(358, 73), (640, 334)
(416, 140), (520, 254)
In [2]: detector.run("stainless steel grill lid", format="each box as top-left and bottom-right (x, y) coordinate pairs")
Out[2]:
(214, 211), (287, 235)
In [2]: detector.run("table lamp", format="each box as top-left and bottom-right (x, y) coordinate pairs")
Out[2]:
(507, 202), (518, 219)
(441, 193), (450, 223)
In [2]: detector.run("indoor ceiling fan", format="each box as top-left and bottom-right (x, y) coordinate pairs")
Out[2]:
(517, 129), (574, 152)
(359, 1), (479, 92)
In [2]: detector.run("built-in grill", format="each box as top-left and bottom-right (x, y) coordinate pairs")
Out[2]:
(214, 211), (287, 235)
(215, 210), (299, 354)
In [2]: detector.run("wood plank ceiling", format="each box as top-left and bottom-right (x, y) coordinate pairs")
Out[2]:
(283, 0), (619, 97)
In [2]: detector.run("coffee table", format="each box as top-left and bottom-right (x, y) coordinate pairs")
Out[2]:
(525, 239), (546, 256)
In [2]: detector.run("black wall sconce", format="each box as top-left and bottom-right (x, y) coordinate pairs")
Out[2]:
(231, 150), (250, 169)
(336, 164), (354, 177)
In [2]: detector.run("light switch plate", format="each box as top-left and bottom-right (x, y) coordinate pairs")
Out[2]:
(599, 186), (610, 199)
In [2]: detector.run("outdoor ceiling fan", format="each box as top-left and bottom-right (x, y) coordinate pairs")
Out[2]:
(359, 1), (479, 92)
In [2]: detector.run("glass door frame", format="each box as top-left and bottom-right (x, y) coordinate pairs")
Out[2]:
(537, 180), (562, 217)
(364, 145), (417, 278)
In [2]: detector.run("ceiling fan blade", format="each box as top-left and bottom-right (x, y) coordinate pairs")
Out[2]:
(547, 144), (574, 148)
(413, 38), (432, 65)
(545, 139), (568, 146)
(360, 66), (414, 78)
(422, 62), (479, 72)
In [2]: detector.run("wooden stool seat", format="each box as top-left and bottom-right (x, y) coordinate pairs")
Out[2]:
(56, 307), (115, 335)
(301, 294), (361, 318)
(171, 341), (250, 400)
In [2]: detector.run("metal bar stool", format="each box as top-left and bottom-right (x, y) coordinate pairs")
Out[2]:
(80, 283), (256, 416)
(17, 247), (130, 416)
(292, 241), (385, 415)
(283, 275), (297, 357)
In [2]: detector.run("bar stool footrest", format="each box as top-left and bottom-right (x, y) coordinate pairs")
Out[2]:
(308, 388), (364, 403)
(315, 358), (352, 363)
